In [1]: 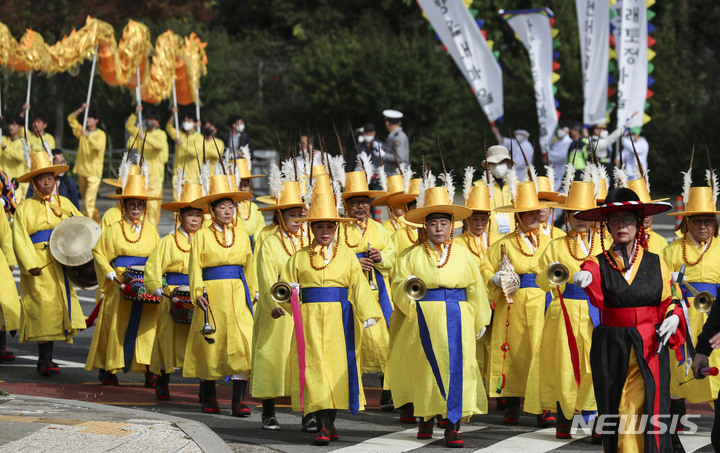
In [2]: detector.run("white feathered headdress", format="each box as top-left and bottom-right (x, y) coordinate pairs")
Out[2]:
(268, 162), (283, 199)
(507, 165), (519, 201)
(175, 168), (187, 201)
(378, 165), (388, 192)
(463, 166), (476, 202)
(240, 145), (251, 171)
(400, 162), (414, 194)
(439, 170), (455, 204)
(200, 161), (211, 196)
(329, 155), (346, 188)
(281, 158), (297, 182)
(561, 163), (575, 196)
(681, 168), (693, 204)
(707, 169), (719, 205)
(544, 165), (555, 194)
(119, 150), (131, 190)
(357, 152), (375, 185)
(613, 165), (629, 189)
(416, 169), (436, 209)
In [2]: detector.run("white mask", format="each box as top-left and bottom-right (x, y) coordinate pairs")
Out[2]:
(599, 130), (609, 139)
(358, 135), (366, 143)
(491, 163), (509, 179)
(237, 123), (245, 133)
(556, 129), (567, 139)
(182, 121), (195, 132)
(364, 135), (374, 143)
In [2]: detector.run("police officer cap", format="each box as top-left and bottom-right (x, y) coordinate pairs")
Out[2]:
(383, 109), (403, 120)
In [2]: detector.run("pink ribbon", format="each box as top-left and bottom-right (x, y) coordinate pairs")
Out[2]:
(290, 287), (306, 411)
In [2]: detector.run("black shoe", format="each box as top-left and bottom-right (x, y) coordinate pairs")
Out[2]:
(302, 414), (319, 433)
(39, 360), (60, 376)
(98, 369), (119, 385)
(314, 428), (331, 446)
(262, 415), (280, 430)
(380, 390), (394, 412)
(417, 418), (434, 439)
(144, 372), (158, 388)
(0, 349), (15, 363)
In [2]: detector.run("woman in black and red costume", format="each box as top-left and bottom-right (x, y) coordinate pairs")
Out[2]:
(572, 188), (687, 452)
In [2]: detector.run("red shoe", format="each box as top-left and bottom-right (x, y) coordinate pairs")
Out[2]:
(232, 401), (251, 417)
(39, 360), (60, 376)
(537, 410), (556, 428)
(314, 428), (331, 446)
(155, 385), (170, 400)
(556, 421), (572, 439)
(98, 369), (119, 386)
(329, 425), (339, 441)
(0, 349), (15, 363)
(144, 372), (158, 389)
(503, 406), (519, 425)
(417, 419), (434, 439)
(445, 430), (464, 448)
(201, 399), (220, 414)
(436, 415), (448, 429)
(400, 406), (416, 424)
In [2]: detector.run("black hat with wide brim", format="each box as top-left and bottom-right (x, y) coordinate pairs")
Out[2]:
(575, 187), (672, 221)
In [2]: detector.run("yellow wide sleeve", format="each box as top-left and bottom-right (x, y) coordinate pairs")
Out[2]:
(0, 212), (16, 266)
(67, 113), (82, 139)
(12, 205), (39, 271)
(143, 239), (167, 295)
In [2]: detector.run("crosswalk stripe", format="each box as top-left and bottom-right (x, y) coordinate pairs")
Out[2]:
(681, 431), (712, 452)
(473, 427), (587, 452)
(17, 355), (86, 368)
(333, 425), (485, 453)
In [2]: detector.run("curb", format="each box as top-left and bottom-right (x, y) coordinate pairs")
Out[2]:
(14, 395), (232, 453)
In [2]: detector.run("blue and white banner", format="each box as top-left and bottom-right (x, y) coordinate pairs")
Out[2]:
(418, 0), (504, 122)
(576, 0), (609, 126)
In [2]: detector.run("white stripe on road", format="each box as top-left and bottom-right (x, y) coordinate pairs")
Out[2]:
(333, 425), (485, 453)
(473, 427), (588, 452)
(17, 355), (86, 368)
(681, 432), (712, 452)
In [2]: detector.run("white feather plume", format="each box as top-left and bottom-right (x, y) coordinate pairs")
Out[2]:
(645, 170), (651, 195)
(333, 179), (344, 215)
(526, 163), (539, 193)
(268, 162), (283, 199)
(303, 175), (315, 211)
(214, 162), (223, 176)
(595, 164), (609, 196)
(200, 161), (211, 195)
(613, 165), (629, 189)
(141, 160), (150, 190)
(482, 170), (495, 200)
(281, 158), (296, 182)
(329, 155), (346, 188)
(545, 165), (556, 193)
(357, 152), (375, 185)
(582, 164), (593, 183)
(224, 148), (233, 175)
(681, 169), (693, 204)
(400, 162), (414, 194)
(463, 166), (476, 202)
(240, 145), (251, 170)
(175, 168), (186, 201)
(119, 151), (130, 190)
(417, 170), (436, 209)
(707, 169), (719, 204)
(45, 144), (53, 164)
(562, 163), (575, 196)
(507, 165), (519, 201)
(378, 165), (388, 192)
(439, 171), (455, 203)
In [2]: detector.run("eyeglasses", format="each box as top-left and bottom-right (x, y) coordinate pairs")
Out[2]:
(607, 215), (637, 227)
(690, 217), (716, 226)
(346, 199), (371, 207)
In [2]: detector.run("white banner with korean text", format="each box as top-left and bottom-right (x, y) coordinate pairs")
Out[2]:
(576, 0), (609, 126)
(615, 0), (647, 128)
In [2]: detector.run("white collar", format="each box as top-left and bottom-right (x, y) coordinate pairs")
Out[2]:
(124, 215), (142, 234)
(428, 239), (450, 266)
(313, 239), (334, 264)
(689, 232), (711, 253)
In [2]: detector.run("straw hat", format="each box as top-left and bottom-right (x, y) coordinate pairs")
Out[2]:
(627, 177), (668, 203)
(162, 182), (204, 211)
(404, 187), (472, 224)
(294, 192), (355, 223)
(107, 174), (162, 201)
(668, 186), (720, 216)
(372, 174), (406, 206)
(235, 158), (264, 179)
(549, 181), (598, 212)
(103, 164), (141, 187)
(465, 184), (492, 212)
(17, 151), (69, 183)
(496, 181), (548, 213)
(387, 178), (421, 206)
(259, 181), (305, 211)
(190, 174), (250, 208)
(576, 187), (672, 221)
(481, 145), (511, 168)
(341, 171), (385, 199)
(537, 176), (559, 201)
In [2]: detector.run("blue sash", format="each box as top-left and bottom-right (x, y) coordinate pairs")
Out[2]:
(62, 268), (71, 337)
(301, 287), (360, 416)
(682, 282), (720, 300)
(543, 283), (600, 328)
(520, 273), (552, 308)
(164, 272), (189, 286)
(416, 287), (465, 424)
(30, 228), (53, 244)
(249, 235), (254, 253)
(111, 255), (148, 269)
(202, 265), (253, 316)
(356, 252), (393, 327)
(116, 255), (149, 372)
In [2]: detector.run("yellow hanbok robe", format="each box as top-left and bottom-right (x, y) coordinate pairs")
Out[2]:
(251, 230), (304, 398)
(474, 179), (516, 237)
(27, 132), (55, 154)
(388, 243), (491, 421)
(254, 223), (277, 253)
(2, 137), (29, 205)
(524, 233), (600, 418)
(101, 204), (122, 231)
(144, 229), (192, 373)
(280, 243), (380, 414)
(540, 222), (566, 241)
(183, 224), (256, 380)
(85, 218), (159, 373)
(339, 218), (396, 373)
(662, 236), (720, 403)
(0, 212), (20, 331)
(165, 121), (200, 199)
(237, 200), (265, 252)
(647, 229), (669, 255)
(480, 231), (550, 397)
(391, 224), (419, 257)
(383, 217), (400, 235)
(13, 195), (84, 342)
(69, 114), (107, 222)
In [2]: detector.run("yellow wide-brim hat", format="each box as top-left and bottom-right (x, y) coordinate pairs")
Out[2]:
(668, 186), (720, 216)
(108, 174), (162, 201)
(102, 164), (141, 187)
(341, 171), (385, 199)
(465, 184), (491, 212)
(256, 195), (277, 205)
(233, 158), (265, 179)
(259, 181), (305, 211)
(537, 176), (560, 201)
(386, 178), (421, 206)
(549, 181), (599, 212)
(496, 181), (548, 213)
(596, 178), (608, 203)
(310, 173), (334, 195)
(190, 174), (251, 208)
(294, 192), (355, 223)
(404, 187), (472, 224)
(627, 178), (668, 203)
(17, 152), (69, 183)
(372, 174), (406, 206)
(162, 182), (205, 211)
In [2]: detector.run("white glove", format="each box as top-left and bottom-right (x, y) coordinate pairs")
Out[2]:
(573, 271), (593, 288)
(406, 275), (418, 282)
(255, 292), (260, 302)
(364, 318), (377, 329)
(658, 314), (680, 346)
(671, 272), (680, 284)
(491, 271), (505, 287)
(476, 326), (487, 340)
(107, 271), (117, 281)
(153, 288), (163, 298)
(289, 282), (300, 291)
